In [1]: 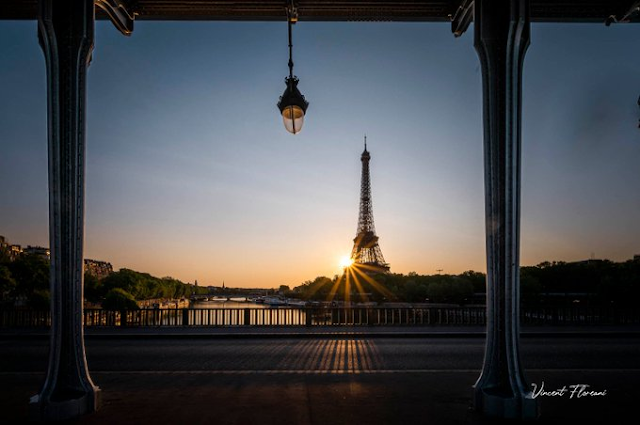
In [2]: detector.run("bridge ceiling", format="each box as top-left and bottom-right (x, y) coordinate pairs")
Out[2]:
(1, 0), (638, 23)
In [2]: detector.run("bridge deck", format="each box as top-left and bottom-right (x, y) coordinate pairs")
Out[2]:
(2, 335), (638, 423)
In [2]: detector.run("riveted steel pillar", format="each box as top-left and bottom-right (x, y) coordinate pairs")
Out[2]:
(29, 0), (100, 420)
(473, 0), (538, 419)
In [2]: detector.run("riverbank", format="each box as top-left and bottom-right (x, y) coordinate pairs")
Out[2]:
(137, 298), (190, 309)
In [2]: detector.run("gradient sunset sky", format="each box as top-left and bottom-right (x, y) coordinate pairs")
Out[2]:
(1, 20), (639, 288)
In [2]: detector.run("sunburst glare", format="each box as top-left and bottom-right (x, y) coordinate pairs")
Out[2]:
(339, 256), (354, 269)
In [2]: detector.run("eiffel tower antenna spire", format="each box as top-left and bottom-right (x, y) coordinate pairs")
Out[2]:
(350, 136), (389, 273)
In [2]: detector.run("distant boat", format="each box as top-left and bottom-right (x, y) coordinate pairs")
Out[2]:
(263, 297), (286, 307)
(286, 299), (308, 307)
(210, 296), (227, 302)
(228, 297), (247, 302)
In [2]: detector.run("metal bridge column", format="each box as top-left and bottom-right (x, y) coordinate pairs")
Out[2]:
(29, 0), (99, 420)
(473, 0), (538, 419)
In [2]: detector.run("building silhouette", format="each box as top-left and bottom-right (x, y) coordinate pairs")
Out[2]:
(83, 259), (113, 280)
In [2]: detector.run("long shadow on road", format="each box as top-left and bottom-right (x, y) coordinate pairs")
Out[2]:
(2, 336), (638, 424)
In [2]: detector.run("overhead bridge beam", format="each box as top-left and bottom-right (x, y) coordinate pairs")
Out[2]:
(2, 0), (640, 24)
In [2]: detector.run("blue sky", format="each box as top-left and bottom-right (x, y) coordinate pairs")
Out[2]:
(0, 20), (638, 287)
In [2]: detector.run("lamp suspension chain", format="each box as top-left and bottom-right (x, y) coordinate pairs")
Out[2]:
(287, 9), (293, 78)
(287, 1), (295, 79)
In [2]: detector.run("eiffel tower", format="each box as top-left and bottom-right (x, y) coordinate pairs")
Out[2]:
(350, 136), (390, 273)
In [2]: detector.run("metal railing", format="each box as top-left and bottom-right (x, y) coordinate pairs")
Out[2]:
(520, 306), (640, 326)
(1, 306), (638, 328)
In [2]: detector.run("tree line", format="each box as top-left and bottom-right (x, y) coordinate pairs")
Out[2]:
(289, 271), (484, 305)
(0, 247), (208, 309)
(87, 268), (209, 309)
(291, 258), (640, 307)
(2, 243), (638, 309)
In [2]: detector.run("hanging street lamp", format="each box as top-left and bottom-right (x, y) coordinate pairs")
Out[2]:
(277, 1), (309, 135)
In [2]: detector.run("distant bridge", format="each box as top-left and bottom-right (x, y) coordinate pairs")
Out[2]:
(190, 294), (257, 302)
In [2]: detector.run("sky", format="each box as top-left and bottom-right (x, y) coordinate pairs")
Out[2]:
(0, 19), (639, 288)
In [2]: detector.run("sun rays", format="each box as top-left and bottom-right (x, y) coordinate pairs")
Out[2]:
(319, 260), (396, 305)
(339, 256), (354, 269)
(300, 256), (395, 305)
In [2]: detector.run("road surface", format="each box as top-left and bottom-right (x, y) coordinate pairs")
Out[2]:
(2, 336), (638, 424)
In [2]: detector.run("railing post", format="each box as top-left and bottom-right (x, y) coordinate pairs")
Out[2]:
(305, 307), (312, 326)
(244, 308), (250, 326)
(182, 308), (189, 326)
(120, 310), (127, 327)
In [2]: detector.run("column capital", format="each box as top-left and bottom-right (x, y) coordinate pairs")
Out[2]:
(96, 0), (136, 35)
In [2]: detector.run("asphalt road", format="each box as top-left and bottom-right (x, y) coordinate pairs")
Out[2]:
(2, 337), (639, 424)
(2, 336), (639, 373)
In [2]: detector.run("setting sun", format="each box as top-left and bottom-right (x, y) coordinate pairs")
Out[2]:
(339, 256), (354, 269)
